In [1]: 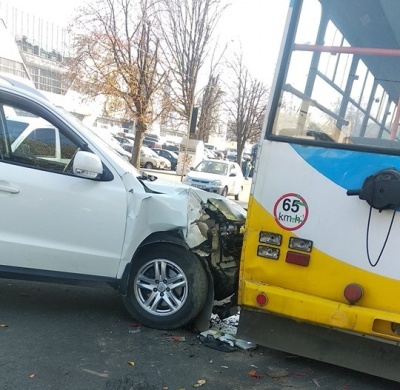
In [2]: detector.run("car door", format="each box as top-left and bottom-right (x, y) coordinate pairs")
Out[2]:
(0, 96), (127, 279)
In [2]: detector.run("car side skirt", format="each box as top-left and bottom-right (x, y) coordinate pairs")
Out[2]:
(0, 265), (118, 288)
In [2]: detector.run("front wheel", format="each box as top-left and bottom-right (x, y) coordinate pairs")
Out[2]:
(221, 186), (228, 197)
(234, 186), (243, 201)
(123, 244), (208, 329)
(144, 162), (153, 169)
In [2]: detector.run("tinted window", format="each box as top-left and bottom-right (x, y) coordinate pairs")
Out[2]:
(15, 127), (56, 158)
(6, 119), (29, 143)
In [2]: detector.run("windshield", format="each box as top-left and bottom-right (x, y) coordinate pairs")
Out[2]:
(195, 160), (228, 175)
(268, 0), (400, 154)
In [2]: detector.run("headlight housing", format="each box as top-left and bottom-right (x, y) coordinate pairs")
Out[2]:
(211, 180), (222, 185)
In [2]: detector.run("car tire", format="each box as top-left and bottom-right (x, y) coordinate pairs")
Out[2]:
(123, 244), (208, 330)
(221, 187), (228, 197)
(145, 162), (153, 169)
(234, 186), (243, 201)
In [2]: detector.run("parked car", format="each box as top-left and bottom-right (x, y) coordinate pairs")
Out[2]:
(140, 145), (170, 169)
(162, 143), (179, 152)
(183, 159), (244, 200)
(0, 76), (246, 331)
(143, 137), (162, 149)
(153, 148), (178, 170)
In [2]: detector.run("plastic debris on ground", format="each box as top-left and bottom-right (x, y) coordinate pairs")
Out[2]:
(128, 323), (141, 334)
(209, 313), (239, 335)
(198, 328), (257, 352)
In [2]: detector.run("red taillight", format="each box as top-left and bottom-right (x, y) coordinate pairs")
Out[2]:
(344, 283), (363, 304)
(256, 293), (268, 306)
(285, 251), (310, 266)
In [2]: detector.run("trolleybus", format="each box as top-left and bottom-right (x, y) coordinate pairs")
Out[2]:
(237, 0), (400, 381)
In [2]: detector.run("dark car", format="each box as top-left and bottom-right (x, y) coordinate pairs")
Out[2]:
(153, 148), (178, 170)
(162, 143), (179, 152)
(143, 137), (162, 149)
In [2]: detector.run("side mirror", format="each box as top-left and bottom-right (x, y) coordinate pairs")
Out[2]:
(229, 172), (237, 177)
(73, 151), (103, 179)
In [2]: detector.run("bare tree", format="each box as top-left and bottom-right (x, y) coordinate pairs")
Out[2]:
(225, 53), (269, 162)
(197, 73), (224, 142)
(65, 0), (167, 168)
(157, 0), (227, 126)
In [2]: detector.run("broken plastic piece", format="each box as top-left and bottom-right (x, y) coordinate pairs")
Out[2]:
(234, 338), (257, 351)
(199, 335), (236, 352)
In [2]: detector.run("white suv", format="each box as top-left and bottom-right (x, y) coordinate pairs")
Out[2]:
(0, 77), (246, 330)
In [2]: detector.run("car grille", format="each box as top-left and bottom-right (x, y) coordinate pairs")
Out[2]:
(192, 179), (210, 185)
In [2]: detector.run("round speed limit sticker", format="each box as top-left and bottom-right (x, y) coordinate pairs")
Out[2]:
(273, 193), (308, 231)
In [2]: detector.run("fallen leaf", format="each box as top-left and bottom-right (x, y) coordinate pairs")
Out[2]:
(128, 361), (135, 366)
(171, 336), (186, 342)
(266, 367), (289, 378)
(247, 369), (261, 379)
(0, 324), (8, 328)
(28, 374), (35, 379)
(193, 379), (206, 387)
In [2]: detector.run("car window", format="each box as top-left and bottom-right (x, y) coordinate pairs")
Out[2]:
(14, 127), (56, 158)
(0, 103), (80, 173)
(5, 119), (29, 143)
(196, 161), (228, 175)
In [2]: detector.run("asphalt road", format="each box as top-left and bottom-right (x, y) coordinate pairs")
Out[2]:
(0, 279), (398, 390)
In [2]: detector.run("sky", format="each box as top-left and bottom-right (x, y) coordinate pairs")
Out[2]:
(2, 0), (290, 87)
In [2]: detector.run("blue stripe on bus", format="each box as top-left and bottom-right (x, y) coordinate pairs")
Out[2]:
(291, 144), (400, 190)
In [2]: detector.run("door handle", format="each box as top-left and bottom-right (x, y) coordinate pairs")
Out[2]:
(0, 184), (20, 194)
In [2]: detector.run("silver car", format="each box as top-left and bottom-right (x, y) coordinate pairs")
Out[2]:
(183, 159), (244, 200)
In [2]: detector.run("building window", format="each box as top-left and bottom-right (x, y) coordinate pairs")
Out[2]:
(0, 58), (29, 79)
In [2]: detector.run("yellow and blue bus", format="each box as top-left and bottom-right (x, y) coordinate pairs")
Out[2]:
(237, 0), (400, 381)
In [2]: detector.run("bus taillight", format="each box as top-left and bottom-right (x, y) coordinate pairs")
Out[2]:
(344, 283), (363, 304)
(256, 293), (268, 307)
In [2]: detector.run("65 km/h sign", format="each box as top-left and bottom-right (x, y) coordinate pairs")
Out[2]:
(273, 193), (309, 231)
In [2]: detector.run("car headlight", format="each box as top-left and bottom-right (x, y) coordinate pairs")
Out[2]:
(183, 176), (189, 183)
(211, 180), (222, 185)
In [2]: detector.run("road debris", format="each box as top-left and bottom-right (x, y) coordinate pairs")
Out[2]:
(193, 379), (206, 387)
(266, 367), (289, 378)
(171, 336), (186, 342)
(128, 323), (141, 334)
(198, 329), (256, 352)
(247, 369), (261, 379)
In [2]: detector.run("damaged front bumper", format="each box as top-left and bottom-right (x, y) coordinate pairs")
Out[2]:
(189, 193), (246, 322)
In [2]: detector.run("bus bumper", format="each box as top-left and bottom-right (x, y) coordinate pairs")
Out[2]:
(237, 307), (400, 382)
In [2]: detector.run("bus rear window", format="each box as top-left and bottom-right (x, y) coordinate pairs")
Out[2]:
(269, 0), (400, 154)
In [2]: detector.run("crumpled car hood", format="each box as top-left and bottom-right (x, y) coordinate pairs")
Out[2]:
(118, 173), (246, 289)
(144, 177), (246, 219)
